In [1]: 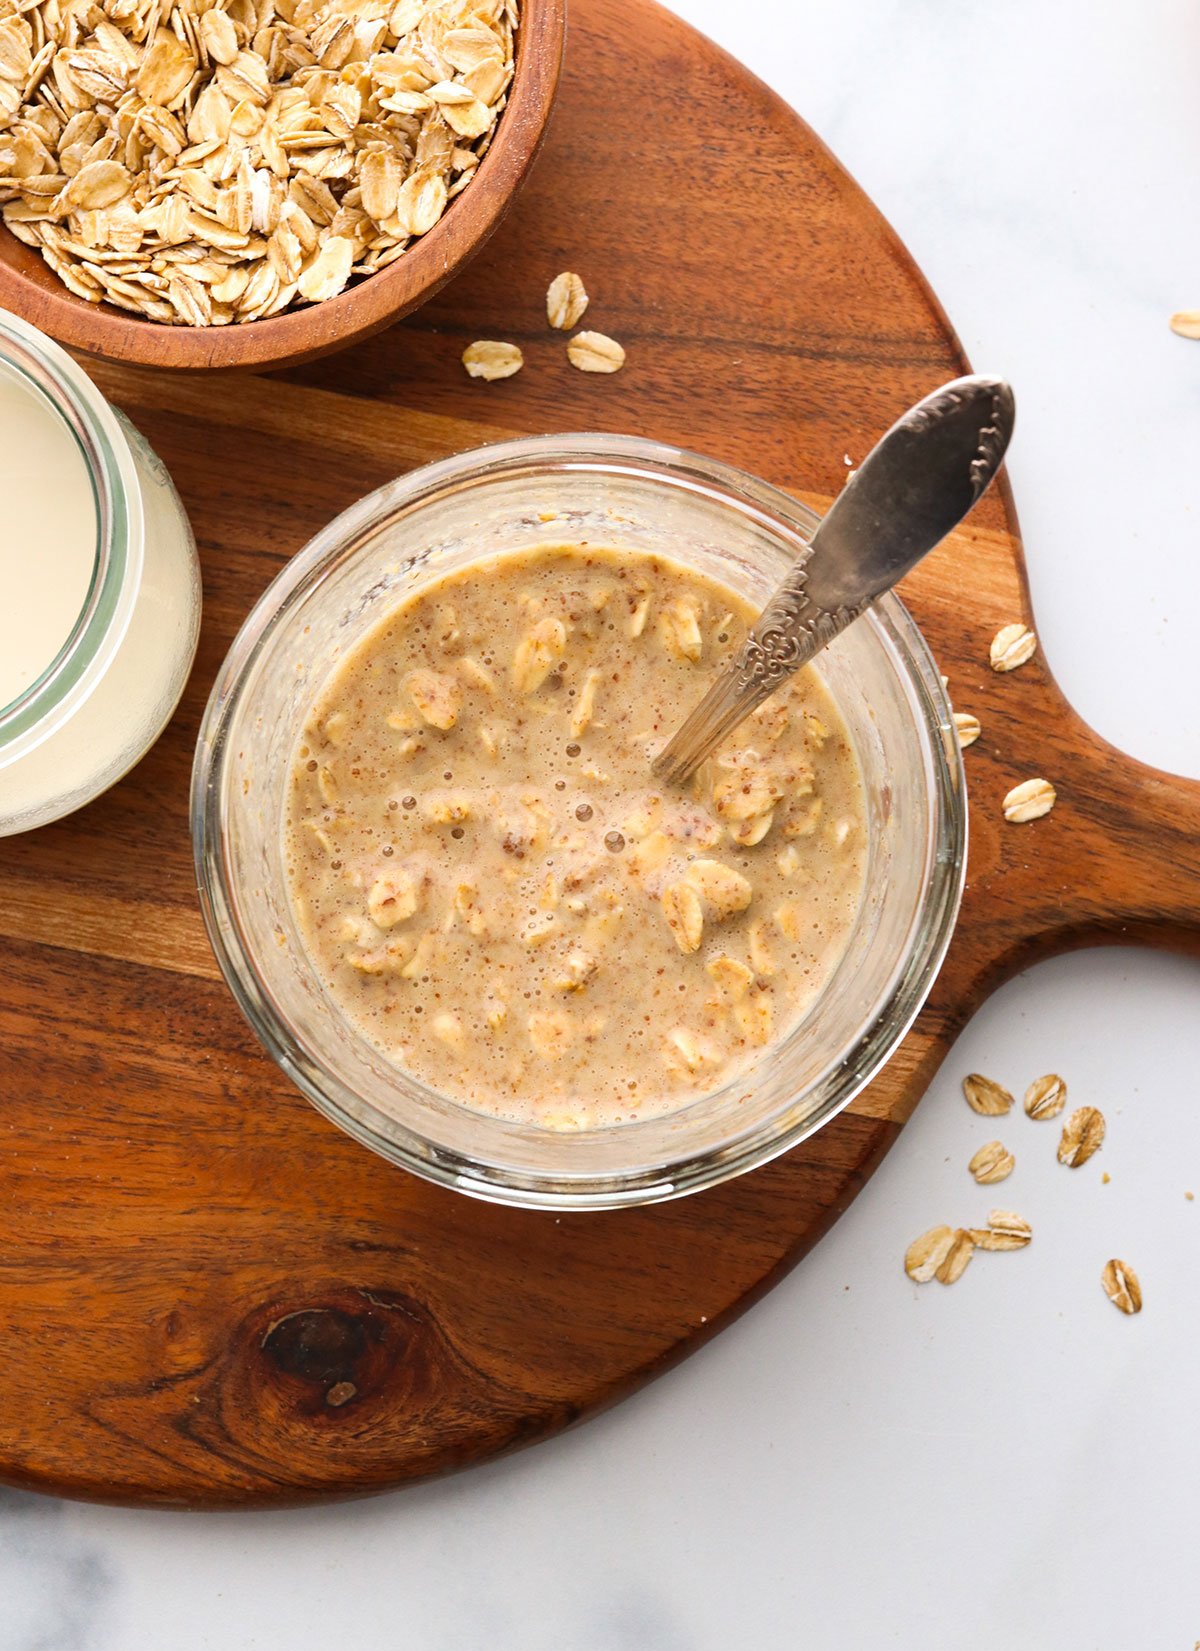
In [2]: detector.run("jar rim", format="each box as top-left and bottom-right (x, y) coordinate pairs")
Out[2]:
(0, 312), (143, 756)
(193, 434), (967, 1209)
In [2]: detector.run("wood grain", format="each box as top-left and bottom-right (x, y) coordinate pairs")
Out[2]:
(2, 0), (1199, 1507)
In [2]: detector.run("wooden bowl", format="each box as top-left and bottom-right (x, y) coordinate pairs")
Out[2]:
(0, 0), (564, 372)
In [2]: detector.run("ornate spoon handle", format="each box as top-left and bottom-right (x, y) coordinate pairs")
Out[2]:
(652, 375), (1015, 787)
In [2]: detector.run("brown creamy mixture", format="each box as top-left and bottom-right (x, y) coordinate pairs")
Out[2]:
(283, 545), (866, 1127)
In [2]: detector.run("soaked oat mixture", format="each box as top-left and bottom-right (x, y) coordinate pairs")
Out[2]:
(283, 545), (866, 1127)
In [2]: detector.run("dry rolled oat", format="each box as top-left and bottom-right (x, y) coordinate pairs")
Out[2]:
(462, 339), (523, 381)
(0, 0), (517, 324)
(566, 329), (625, 373)
(1169, 311), (1200, 340)
(1003, 777), (1056, 822)
(546, 269), (587, 330)
(1024, 1072), (1067, 1120)
(1058, 1105), (1105, 1168)
(904, 1224), (956, 1283)
(968, 1140), (1014, 1184)
(1101, 1258), (1142, 1314)
(296, 234), (353, 302)
(953, 711), (981, 748)
(970, 1208), (1032, 1251)
(990, 623), (1038, 672)
(935, 1228), (975, 1284)
(962, 1072), (1013, 1116)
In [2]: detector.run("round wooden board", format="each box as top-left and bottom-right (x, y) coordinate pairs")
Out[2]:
(2, 0), (1199, 1508)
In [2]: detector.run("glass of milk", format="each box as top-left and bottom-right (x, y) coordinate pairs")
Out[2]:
(0, 311), (201, 834)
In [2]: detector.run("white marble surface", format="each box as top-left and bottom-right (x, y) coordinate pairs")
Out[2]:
(4, 2), (1199, 1647)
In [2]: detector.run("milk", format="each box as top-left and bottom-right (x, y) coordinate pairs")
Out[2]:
(0, 364), (98, 710)
(0, 314), (201, 835)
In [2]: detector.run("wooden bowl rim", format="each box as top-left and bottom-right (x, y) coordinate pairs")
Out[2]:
(0, 0), (565, 370)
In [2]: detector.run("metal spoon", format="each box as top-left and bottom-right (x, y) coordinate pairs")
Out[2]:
(651, 375), (1015, 787)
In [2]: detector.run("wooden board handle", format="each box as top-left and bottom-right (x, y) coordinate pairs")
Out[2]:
(953, 702), (1200, 1012)
(1057, 724), (1200, 952)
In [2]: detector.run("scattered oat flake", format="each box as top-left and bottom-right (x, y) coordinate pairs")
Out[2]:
(1003, 777), (1056, 822)
(1101, 1258), (1142, 1315)
(1024, 1072), (1067, 1120)
(953, 711), (981, 748)
(567, 330), (625, 373)
(904, 1224), (956, 1283)
(962, 1072), (1013, 1116)
(970, 1209), (1032, 1251)
(1187, 1191), (1195, 1202)
(935, 1229), (975, 1285)
(1169, 311), (1200, 340)
(990, 623), (1038, 671)
(968, 1140), (1014, 1184)
(463, 340), (524, 381)
(1058, 1105), (1105, 1168)
(546, 270), (588, 330)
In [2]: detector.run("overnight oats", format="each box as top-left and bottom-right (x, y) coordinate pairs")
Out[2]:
(283, 543), (867, 1128)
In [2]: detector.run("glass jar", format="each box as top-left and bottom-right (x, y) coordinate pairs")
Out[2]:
(0, 312), (201, 835)
(193, 435), (965, 1209)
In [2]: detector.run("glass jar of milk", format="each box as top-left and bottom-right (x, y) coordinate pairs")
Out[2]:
(0, 312), (200, 834)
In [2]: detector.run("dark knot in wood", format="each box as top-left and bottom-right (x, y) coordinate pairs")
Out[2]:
(250, 1287), (442, 1421)
(262, 1308), (368, 1387)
